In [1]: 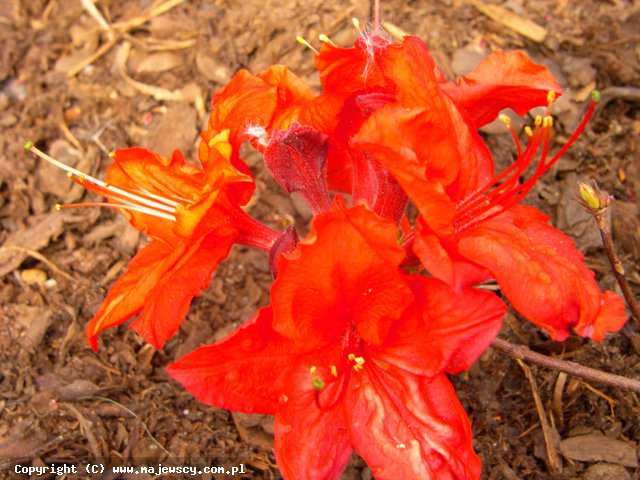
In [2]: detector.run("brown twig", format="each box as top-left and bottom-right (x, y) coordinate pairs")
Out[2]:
(577, 181), (640, 323)
(517, 360), (562, 473)
(491, 337), (640, 394)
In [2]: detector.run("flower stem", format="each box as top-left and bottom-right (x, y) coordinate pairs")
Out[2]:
(593, 208), (640, 324)
(491, 337), (640, 394)
(577, 181), (640, 324)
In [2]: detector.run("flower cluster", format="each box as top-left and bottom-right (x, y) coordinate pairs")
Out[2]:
(33, 20), (628, 480)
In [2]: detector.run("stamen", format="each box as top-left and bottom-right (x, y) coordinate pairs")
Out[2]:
(318, 34), (336, 47)
(26, 144), (176, 215)
(352, 17), (362, 34)
(330, 365), (338, 377)
(454, 93), (599, 233)
(499, 113), (522, 156)
(55, 202), (176, 221)
(309, 365), (317, 375)
(296, 35), (319, 55)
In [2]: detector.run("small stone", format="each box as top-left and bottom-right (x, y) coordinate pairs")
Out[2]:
(20, 268), (48, 286)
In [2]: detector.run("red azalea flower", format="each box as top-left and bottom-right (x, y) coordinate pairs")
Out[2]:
(352, 37), (626, 341)
(31, 132), (278, 350)
(168, 200), (507, 479)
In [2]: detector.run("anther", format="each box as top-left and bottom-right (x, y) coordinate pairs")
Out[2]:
(525, 126), (533, 138)
(591, 89), (601, 102)
(330, 365), (338, 377)
(309, 365), (317, 375)
(498, 113), (511, 126)
(26, 144), (178, 221)
(296, 35), (319, 55)
(547, 90), (556, 105)
(543, 116), (554, 128)
(347, 353), (356, 362)
(352, 17), (361, 33)
(534, 116), (542, 127)
(318, 34), (336, 47)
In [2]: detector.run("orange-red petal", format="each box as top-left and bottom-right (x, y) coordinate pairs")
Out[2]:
(274, 359), (353, 480)
(441, 49), (562, 127)
(167, 307), (293, 413)
(457, 205), (627, 341)
(373, 277), (506, 377)
(346, 370), (481, 480)
(271, 199), (413, 347)
(86, 231), (235, 350)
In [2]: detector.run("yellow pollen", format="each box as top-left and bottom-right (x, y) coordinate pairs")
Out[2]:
(543, 116), (554, 128)
(318, 34), (336, 47)
(353, 364), (364, 372)
(54, 204), (61, 211)
(109, 151), (115, 158)
(330, 365), (338, 377)
(547, 90), (556, 105)
(347, 353), (356, 362)
(309, 365), (317, 375)
(296, 35), (319, 55)
(524, 126), (533, 138)
(354, 356), (365, 366)
(66, 171), (73, 178)
(498, 113), (511, 126)
(534, 116), (542, 127)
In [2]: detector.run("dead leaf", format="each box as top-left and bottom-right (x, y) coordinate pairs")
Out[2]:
(559, 433), (638, 467)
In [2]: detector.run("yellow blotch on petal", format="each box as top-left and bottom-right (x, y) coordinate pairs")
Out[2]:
(207, 129), (232, 160)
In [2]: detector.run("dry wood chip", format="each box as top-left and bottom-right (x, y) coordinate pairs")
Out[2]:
(559, 433), (639, 467)
(469, 0), (548, 43)
(0, 212), (66, 277)
(133, 51), (183, 73)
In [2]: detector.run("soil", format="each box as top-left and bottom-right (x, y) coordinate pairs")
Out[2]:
(1, 0), (639, 479)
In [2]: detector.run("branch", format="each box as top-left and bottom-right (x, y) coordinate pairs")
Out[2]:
(491, 337), (640, 394)
(577, 181), (640, 323)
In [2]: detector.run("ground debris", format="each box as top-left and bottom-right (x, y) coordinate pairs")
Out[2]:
(559, 433), (638, 468)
